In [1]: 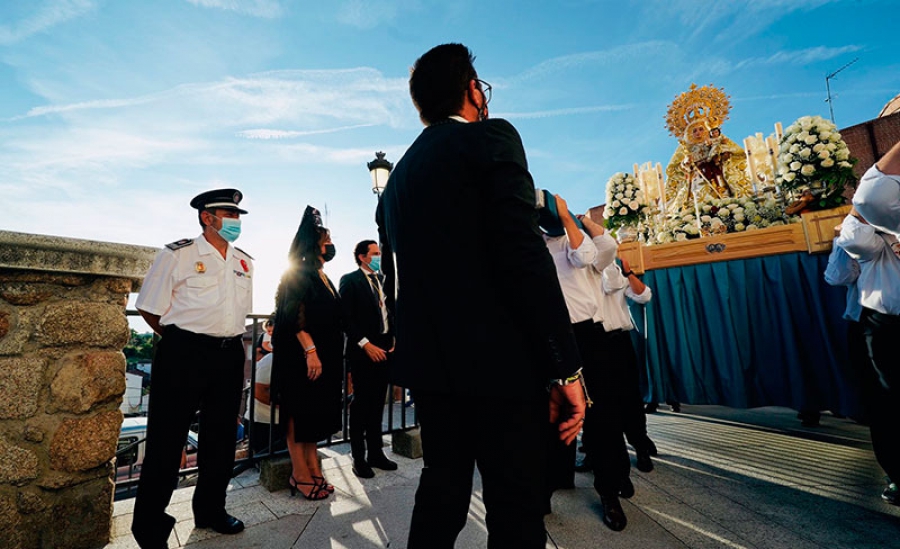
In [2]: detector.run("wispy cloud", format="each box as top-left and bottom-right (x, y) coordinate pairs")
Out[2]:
(734, 45), (862, 70)
(506, 41), (678, 85)
(236, 124), (377, 139)
(499, 104), (635, 120)
(0, 0), (96, 45)
(335, 0), (421, 29)
(185, 0), (284, 18)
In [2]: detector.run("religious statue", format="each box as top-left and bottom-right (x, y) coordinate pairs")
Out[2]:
(663, 84), (754, 213)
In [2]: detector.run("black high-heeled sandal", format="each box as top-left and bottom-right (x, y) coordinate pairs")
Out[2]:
(313, 475), (335, 494)
(289, 476), (330, 500)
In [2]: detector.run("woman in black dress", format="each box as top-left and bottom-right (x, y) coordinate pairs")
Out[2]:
(271, 206), (344, 500)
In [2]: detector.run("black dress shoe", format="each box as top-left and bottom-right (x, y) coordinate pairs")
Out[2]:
(600, 495), (627, 531)
(368, 456), (398, 471)
(353, 460), (375, 478)
(883, 482), (899, 505)
(619, 477), (635, 499)
(635, 450), (654, 473)
(646, 439), (658, 457)
(644, 402), (658, 414)
(574, 454), (593, 473)
(194, 514), (244, 535)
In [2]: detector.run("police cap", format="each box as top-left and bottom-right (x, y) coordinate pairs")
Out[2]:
(190, 188), (248, 214)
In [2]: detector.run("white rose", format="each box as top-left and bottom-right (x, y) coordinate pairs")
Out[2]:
(686, 225), (699, 235)
(819, 131), (832, 141)
(789, 161), (802, 171)
(683, 214), (695, 222)
(615, 192), (624, 200)
(836, 149), (849, 161)
(619, 207), (628, 216)
(787, 124), (799, 134)
(804, 135), (818, 145)
(780, 153), (793, 164)
(611, 200), (621, 208)
(789, 144), (801, 154)
(718, 208), (731, 218)
(799, 148), (812, 159)
(830, 132), (842, 142)
(813, 143), (825, 153)
(746, 224), (758, 231)
(711, 218), (725, 228)
(702, 205), (712, 213)
(818, 150), (831, 159)
(613, 172), (624, 179)
(734, 212), (745, 222)
(826, 143), (837, 152)
(821, 158), (834, 168)
(624, 189), (634, 198)
(734, 223), (746, 231)
(700, 215), (711, 223)
(839, 161), (852, 168)
(783, 172), (796, 182)
(801, 164), (816, 176)
(629, 200), (640, 211)
(797, 131), (810, 141)
(675, 233), (688, 241)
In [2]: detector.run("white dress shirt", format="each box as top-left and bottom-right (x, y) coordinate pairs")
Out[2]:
(599, 262), (652, 331)
(837, 214), (900, 316)
(853, 164), (900, 237)
(136, 234), (253, 337)
(824, 222), (862, 322)
(544, 232), (599, 323)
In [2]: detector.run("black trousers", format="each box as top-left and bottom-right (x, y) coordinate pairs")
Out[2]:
(408, 392), (549, 549)
(348, 336), (391, 462)
(581, 322), (630, 496)
(860, 309), (900, 482)
(131, 326), (244, 546)
(607, 330), (652, 451)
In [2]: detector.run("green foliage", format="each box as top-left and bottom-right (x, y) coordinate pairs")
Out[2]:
(123, 329), (155, 367)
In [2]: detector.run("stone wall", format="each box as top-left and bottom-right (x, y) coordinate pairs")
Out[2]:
(0, 231), (158, 549)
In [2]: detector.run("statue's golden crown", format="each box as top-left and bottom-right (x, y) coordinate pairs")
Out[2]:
(665, 83), (732, 138)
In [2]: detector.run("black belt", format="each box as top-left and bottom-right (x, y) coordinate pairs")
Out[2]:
(166, 325), (243, 348)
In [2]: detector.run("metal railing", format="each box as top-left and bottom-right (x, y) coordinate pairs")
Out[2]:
(116, 311), (417, 499)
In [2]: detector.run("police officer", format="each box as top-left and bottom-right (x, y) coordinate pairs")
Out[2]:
(131, 189), (253, 549)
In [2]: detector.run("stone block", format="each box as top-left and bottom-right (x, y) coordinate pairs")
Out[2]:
(0, 356), (45, 419)
(45, 478), (114, 549)
(39, 302), (129, 348)
(0, 495), (24, 549)
(50, 352), (126, 413)
(259, 456), (293, 492)
(50, 410), (121, 472)
(0, 310), (9, 338)
(392, 428), (423, 459)
(16, 488), (48, 515)
(0, 282), (56, 306)
(0, 438), (39, 485)
(23, 424), (43, 443)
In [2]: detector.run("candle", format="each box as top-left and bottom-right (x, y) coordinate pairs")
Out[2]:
(774, 122), (783, 143)
(656, 163), (667, 216)
(633, 163), (640, 178)
(744, 138), (758, 194)
(765, 136), (779, 180)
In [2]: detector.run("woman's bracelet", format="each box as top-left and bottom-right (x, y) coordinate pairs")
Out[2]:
(304, 345), (317, 355)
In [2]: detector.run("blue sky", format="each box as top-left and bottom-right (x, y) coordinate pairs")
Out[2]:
(2, 0), (898, 326)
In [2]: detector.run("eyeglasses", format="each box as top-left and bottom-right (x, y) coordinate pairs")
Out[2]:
(475, 79), (492, 106)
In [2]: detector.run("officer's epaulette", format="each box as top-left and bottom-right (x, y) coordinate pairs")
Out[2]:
(165, 238), (194, 251)
(235, 247), (254, 260)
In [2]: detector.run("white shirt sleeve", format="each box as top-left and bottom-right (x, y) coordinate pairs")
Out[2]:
(824, 234), (860, 288)
(837, 215), (882, 261)
(565, 232), (597, 268)
(853, 165), (900, 237)
(626, 285), (652, 304)
(591, 233), (619, 272)
(135, 248), (176, 316)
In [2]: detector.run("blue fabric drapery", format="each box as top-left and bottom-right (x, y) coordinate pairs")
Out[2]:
(630, 252), (863, 417)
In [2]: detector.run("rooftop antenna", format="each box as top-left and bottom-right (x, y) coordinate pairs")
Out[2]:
(825, 57), (859, 125)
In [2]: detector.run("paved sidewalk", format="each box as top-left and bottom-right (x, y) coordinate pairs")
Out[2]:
(107, 406), (900, 548)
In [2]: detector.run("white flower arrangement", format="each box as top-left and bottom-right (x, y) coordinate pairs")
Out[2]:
(603, 172), (649, 233)
(776, 115), (857, 210)
(648, 196), (799, 244)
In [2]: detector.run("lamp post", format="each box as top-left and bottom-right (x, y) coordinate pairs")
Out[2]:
(367, 151), (393, 196)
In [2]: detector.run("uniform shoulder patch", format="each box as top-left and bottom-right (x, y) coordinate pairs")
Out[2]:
(234, 247), (254, 260)
(165, 238), (194, 251)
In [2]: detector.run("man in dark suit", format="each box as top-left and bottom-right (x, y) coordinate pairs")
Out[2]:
(376, 43), (587, 549)
(339, 240), (398, 478)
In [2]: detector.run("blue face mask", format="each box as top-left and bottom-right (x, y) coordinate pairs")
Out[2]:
(368, 255), (382, 272)
(216, 217), (242, 242)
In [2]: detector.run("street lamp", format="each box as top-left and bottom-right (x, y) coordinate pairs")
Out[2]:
(367, 151), (393, 196)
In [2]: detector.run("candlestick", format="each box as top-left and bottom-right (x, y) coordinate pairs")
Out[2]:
(744, 139), (758, 194)
(656, 163), (666, 217)
(765, 136), (779, 182)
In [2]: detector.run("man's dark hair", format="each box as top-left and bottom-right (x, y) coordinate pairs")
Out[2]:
(354, 240), (377, 265)
(198, 209), (214, 228)
(410, 43), (477, 125)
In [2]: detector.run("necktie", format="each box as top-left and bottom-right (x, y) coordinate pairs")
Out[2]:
(368, 273), (386, 333)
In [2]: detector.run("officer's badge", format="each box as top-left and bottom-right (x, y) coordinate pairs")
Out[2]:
(240, 259), (249, 272)
(195, 261), (206, 273)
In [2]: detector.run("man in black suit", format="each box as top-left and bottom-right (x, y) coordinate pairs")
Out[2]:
(339, 240), (398, 478)
(376, 43), (587, 549)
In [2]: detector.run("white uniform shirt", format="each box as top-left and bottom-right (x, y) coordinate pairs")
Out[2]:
(837, 215), (900, 316)
(823, 223), (862, 322)
(598, 262), (652, 332)
(544, 233), (599, 323)
(136, 234), (253, 337)
(246, 353), (279, 423)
